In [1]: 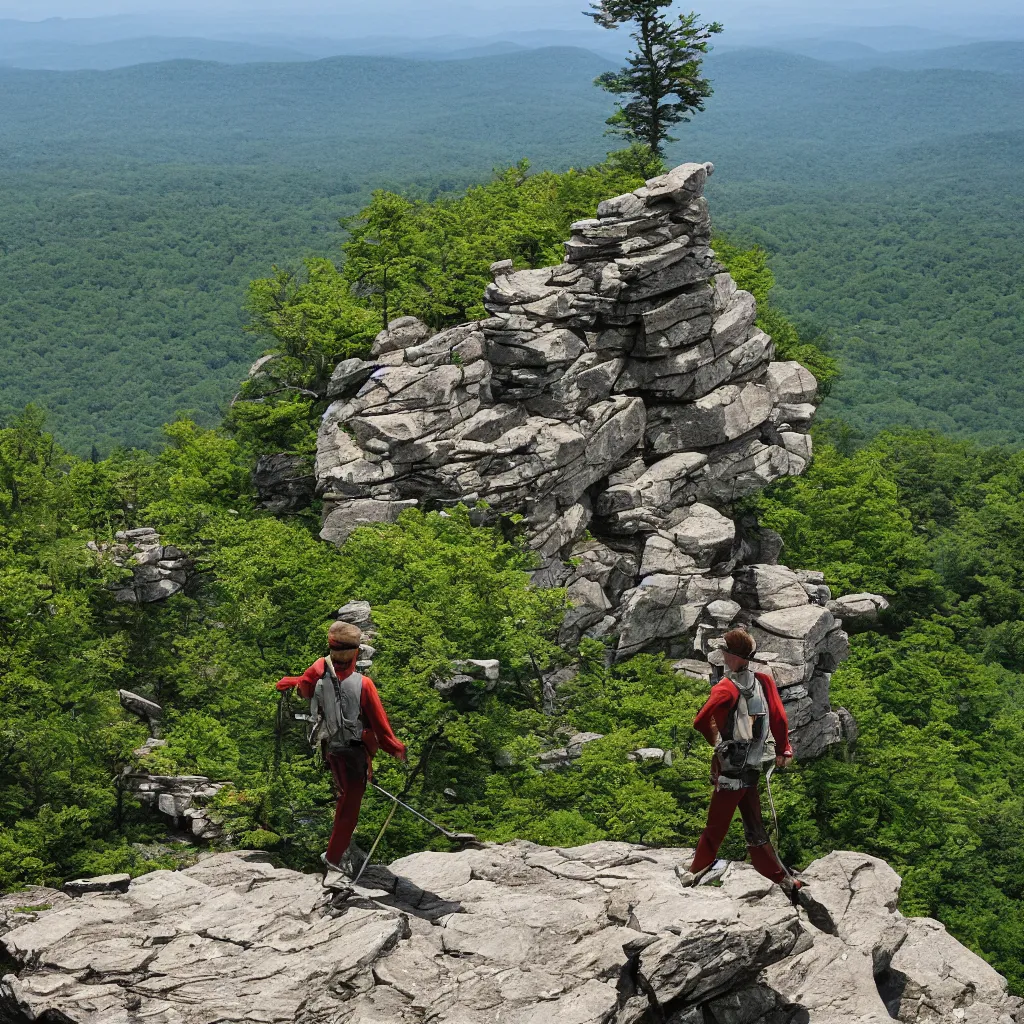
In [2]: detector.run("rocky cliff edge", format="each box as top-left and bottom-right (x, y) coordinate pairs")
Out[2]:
(1, 845), (1018, 1024)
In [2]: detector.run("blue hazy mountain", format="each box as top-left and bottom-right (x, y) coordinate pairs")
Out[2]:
(836, 40), (1024, 75)
(0, 36), (317, 69)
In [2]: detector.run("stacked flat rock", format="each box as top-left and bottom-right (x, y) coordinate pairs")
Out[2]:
(89, 528), (194, 603)
(315, 162), (851, 757)
(337, 600), (379, 673)
(253, 453), (317, 513)
(121, 773), (228, 842)
(1, 846), (1018, 1024)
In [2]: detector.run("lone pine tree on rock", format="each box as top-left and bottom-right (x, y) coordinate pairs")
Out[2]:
(587, 1), (723, 157)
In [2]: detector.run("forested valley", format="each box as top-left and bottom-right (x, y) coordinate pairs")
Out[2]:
(0, 44), (1022, 449)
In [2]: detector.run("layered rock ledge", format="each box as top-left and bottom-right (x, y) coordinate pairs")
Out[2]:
(90, 529), (195, 604)
(313, 161), (873, 757)
(1, 846), (1017, 1024)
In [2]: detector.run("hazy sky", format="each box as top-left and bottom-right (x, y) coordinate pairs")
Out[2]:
(1, 0), (1020, 38)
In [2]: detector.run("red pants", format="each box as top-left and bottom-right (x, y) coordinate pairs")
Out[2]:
(690, 783), (788, 883)
(325, 747), (368, 864)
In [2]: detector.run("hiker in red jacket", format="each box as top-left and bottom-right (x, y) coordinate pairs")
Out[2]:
(277, 620), (407, 871)
(678, 627), (801, 894)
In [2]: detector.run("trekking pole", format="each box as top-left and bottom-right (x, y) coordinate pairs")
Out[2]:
(343, 726), (459, 890)
(765, 763), (781, 848)
(370, 781), (479, 844)
(349, 799), (398, 889)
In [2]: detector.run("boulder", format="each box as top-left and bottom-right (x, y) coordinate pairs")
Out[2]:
(371, 316), (432, 357)
(326, 357), (378, 399)
(754, 605), (836, 645)
(320, 497), (418, 545)
(560, 577), (613, 643)
(734, 564), (810, 612)
(94, 529), (194, 604)
(664, 503), (735, 565)
(617, 575), (705, 656)
(829, 592), (891, 626)
(118, 690), (162, 724)
(645, 383), (773, 454)
(536, 731), (604, 769)
(254, 454), (317, 512)
(62, 874), (131, 897)
(451, 658), (501, 683)
(629, 747), (673, 765)
(336, 600), (374, 627)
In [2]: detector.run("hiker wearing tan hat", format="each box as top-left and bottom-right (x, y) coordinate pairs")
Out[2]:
(678, 627), (804, 896)
(277, 620), (407, 871)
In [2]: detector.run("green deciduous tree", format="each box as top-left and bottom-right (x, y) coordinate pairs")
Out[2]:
(714, 239), (840, 393)
(342, 191), (425, 330)
(587, 1), (723, 156)
(245, 258), (381, 393)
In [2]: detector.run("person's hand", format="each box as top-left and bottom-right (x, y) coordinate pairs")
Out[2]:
(776, 754), (793, 768)
(275, 679), (294, 692)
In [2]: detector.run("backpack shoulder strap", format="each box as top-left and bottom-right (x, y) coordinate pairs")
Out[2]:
(719, 676), (741, 739)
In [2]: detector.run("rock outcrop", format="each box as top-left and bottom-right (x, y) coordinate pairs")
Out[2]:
(253, 454), (317, 513)
(120, 773), (229, 843)
(1, 846), (1018, 1024)
(118, 690), (163, 736)
(314, 162), (857, 758)
(90, 529), (195, 604)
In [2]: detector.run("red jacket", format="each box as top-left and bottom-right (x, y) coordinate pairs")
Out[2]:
(277, 659), (407, 762)
(693, 672), (793, 759)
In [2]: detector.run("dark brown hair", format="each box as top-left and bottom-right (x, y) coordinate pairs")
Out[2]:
(723, 628), (756, 660)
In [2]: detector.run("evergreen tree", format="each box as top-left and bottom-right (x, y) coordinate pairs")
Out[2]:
(587, 1), (723, 157)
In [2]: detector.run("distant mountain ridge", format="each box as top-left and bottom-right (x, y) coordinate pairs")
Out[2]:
(0, 12), (1019, 73)
(0, 35), (315, 70)
(836, 40), (1024, 74)
(1, 44), (1020, 170)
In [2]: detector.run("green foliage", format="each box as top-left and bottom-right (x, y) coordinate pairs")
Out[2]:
(339, 159), (649, 331)
(1, 49), (1023, 991)
(6, 402), (1024, 992)
(246, 258), (381, 389)
(587, 1), (723, 156)
(0, 49), (624, 454)
(743, 430), (1024, 990)
(751, 444), (941, 612)
(712, 140), (1024, 443)
(714, 239), (840, 394)
(2, 50), (1022, 450)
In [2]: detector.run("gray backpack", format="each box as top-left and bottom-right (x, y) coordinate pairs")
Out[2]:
(309, 659), (365, 753)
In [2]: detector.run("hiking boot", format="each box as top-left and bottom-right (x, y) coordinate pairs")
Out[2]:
(779, 874), (837, 934)
(676, 859), (726, 888)
(320, 852), (345, 874)
(698, 859), (730, 886)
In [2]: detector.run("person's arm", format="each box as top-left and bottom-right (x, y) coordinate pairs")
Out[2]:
(693, 680), (737, 746)
(759, 673), (794, 764)
(276, 660), (324, 700)
(361, 677), (407, 760)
